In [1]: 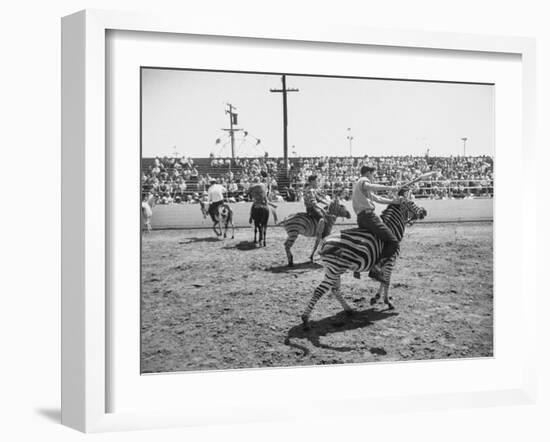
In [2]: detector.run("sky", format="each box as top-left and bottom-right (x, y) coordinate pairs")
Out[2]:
(141, 68), (494, 159)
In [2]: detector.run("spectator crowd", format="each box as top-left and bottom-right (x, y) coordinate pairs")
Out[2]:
(142, 154), (494, 205)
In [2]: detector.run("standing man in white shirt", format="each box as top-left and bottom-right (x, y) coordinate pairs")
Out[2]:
(207, 179), (227, 222)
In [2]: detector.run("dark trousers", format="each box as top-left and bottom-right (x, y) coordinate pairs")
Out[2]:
(357, 210), (399, 261)
(307, 207), (329, 237)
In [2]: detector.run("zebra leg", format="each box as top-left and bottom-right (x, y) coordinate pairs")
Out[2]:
(301, 271), (338, 329)
(370, 282), (384, 306)
(332, 276), (353, 316)
(309, 219), (325, 262)
(254, 224), (258, 244)
(377, 259), (396, 309)
(284, 235), (296, 267)
(262, 224), (267, 247)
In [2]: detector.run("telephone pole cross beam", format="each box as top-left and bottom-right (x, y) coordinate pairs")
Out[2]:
(223, 103), (242, 160)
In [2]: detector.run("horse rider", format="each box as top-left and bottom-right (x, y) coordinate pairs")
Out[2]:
(248, 176), (279, 223)
(207, 178), (227, 222)
(304, 175), (331, 237)
(248, 176), (268, 223)
(351, 164), (403, 279)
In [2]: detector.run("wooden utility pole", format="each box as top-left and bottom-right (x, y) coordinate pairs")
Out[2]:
(222, 103), (242, 160)
(270, 75), (299, 174)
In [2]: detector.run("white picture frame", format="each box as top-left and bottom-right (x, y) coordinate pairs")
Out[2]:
(61, 9), (537, 433)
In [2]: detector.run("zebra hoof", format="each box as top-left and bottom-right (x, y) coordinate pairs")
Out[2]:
(385, 302), (395, 310)
(288, 260), (294, 267)
(301, 315), (310, 330)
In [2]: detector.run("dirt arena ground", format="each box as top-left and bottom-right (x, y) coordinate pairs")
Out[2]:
(141, 222), (493, 374)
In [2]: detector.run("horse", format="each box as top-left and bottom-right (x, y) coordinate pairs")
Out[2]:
(250, 203), (270, 247)
(199, 200), (235, 239)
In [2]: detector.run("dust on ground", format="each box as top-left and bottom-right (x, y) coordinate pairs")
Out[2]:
(141, 222), (493, 373)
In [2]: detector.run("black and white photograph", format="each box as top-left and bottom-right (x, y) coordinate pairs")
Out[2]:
(140, 68), (494, 374)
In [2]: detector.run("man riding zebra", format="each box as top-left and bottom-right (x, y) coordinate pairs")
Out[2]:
(280, 175), (351, 266)
(303, 175), (331, 238)
(351, 164), (402, 281)
(300, 164), (428, 329)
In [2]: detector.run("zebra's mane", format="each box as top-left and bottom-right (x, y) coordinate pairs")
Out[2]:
(380, 203), (407, 241)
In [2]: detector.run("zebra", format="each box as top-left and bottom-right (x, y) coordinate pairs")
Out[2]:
(250, 203), (270, 247)
(300, 196), (427, 329)
(280, 196), (351, 266)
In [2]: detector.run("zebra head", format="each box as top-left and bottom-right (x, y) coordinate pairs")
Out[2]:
(327, 196), (351, 220)
(400, 198), (427, 224)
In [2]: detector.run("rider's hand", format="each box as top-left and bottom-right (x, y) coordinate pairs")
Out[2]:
(394, 195), (405, 204)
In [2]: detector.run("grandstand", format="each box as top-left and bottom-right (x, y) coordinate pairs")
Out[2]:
(141, 155), (494, 204)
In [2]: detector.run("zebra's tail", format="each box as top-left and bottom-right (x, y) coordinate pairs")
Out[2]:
(276, 212), (301, 227)
(277, 217), (290, 227)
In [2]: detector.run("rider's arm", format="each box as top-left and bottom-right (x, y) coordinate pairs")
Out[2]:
(370, 193), (401, 205)
(361, 182), (401, 205)
(315, 190), (330, 205)
(363, 182), (397, 192)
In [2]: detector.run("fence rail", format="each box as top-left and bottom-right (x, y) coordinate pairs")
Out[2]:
(145, 198), (493, 230)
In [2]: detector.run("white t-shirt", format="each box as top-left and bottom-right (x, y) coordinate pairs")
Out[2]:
(352, 176), (375, 214)
(208, 184), (226, 203)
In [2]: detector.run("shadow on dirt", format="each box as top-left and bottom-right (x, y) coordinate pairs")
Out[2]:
(284, 308), (399, 356)
(222, 240), (263, 251)
(266, 261), (323, 273)
(179, 236), (221, 244)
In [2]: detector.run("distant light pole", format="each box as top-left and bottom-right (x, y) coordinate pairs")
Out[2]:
(347, 128), (354, 157)
(461, 137), (468, 157)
